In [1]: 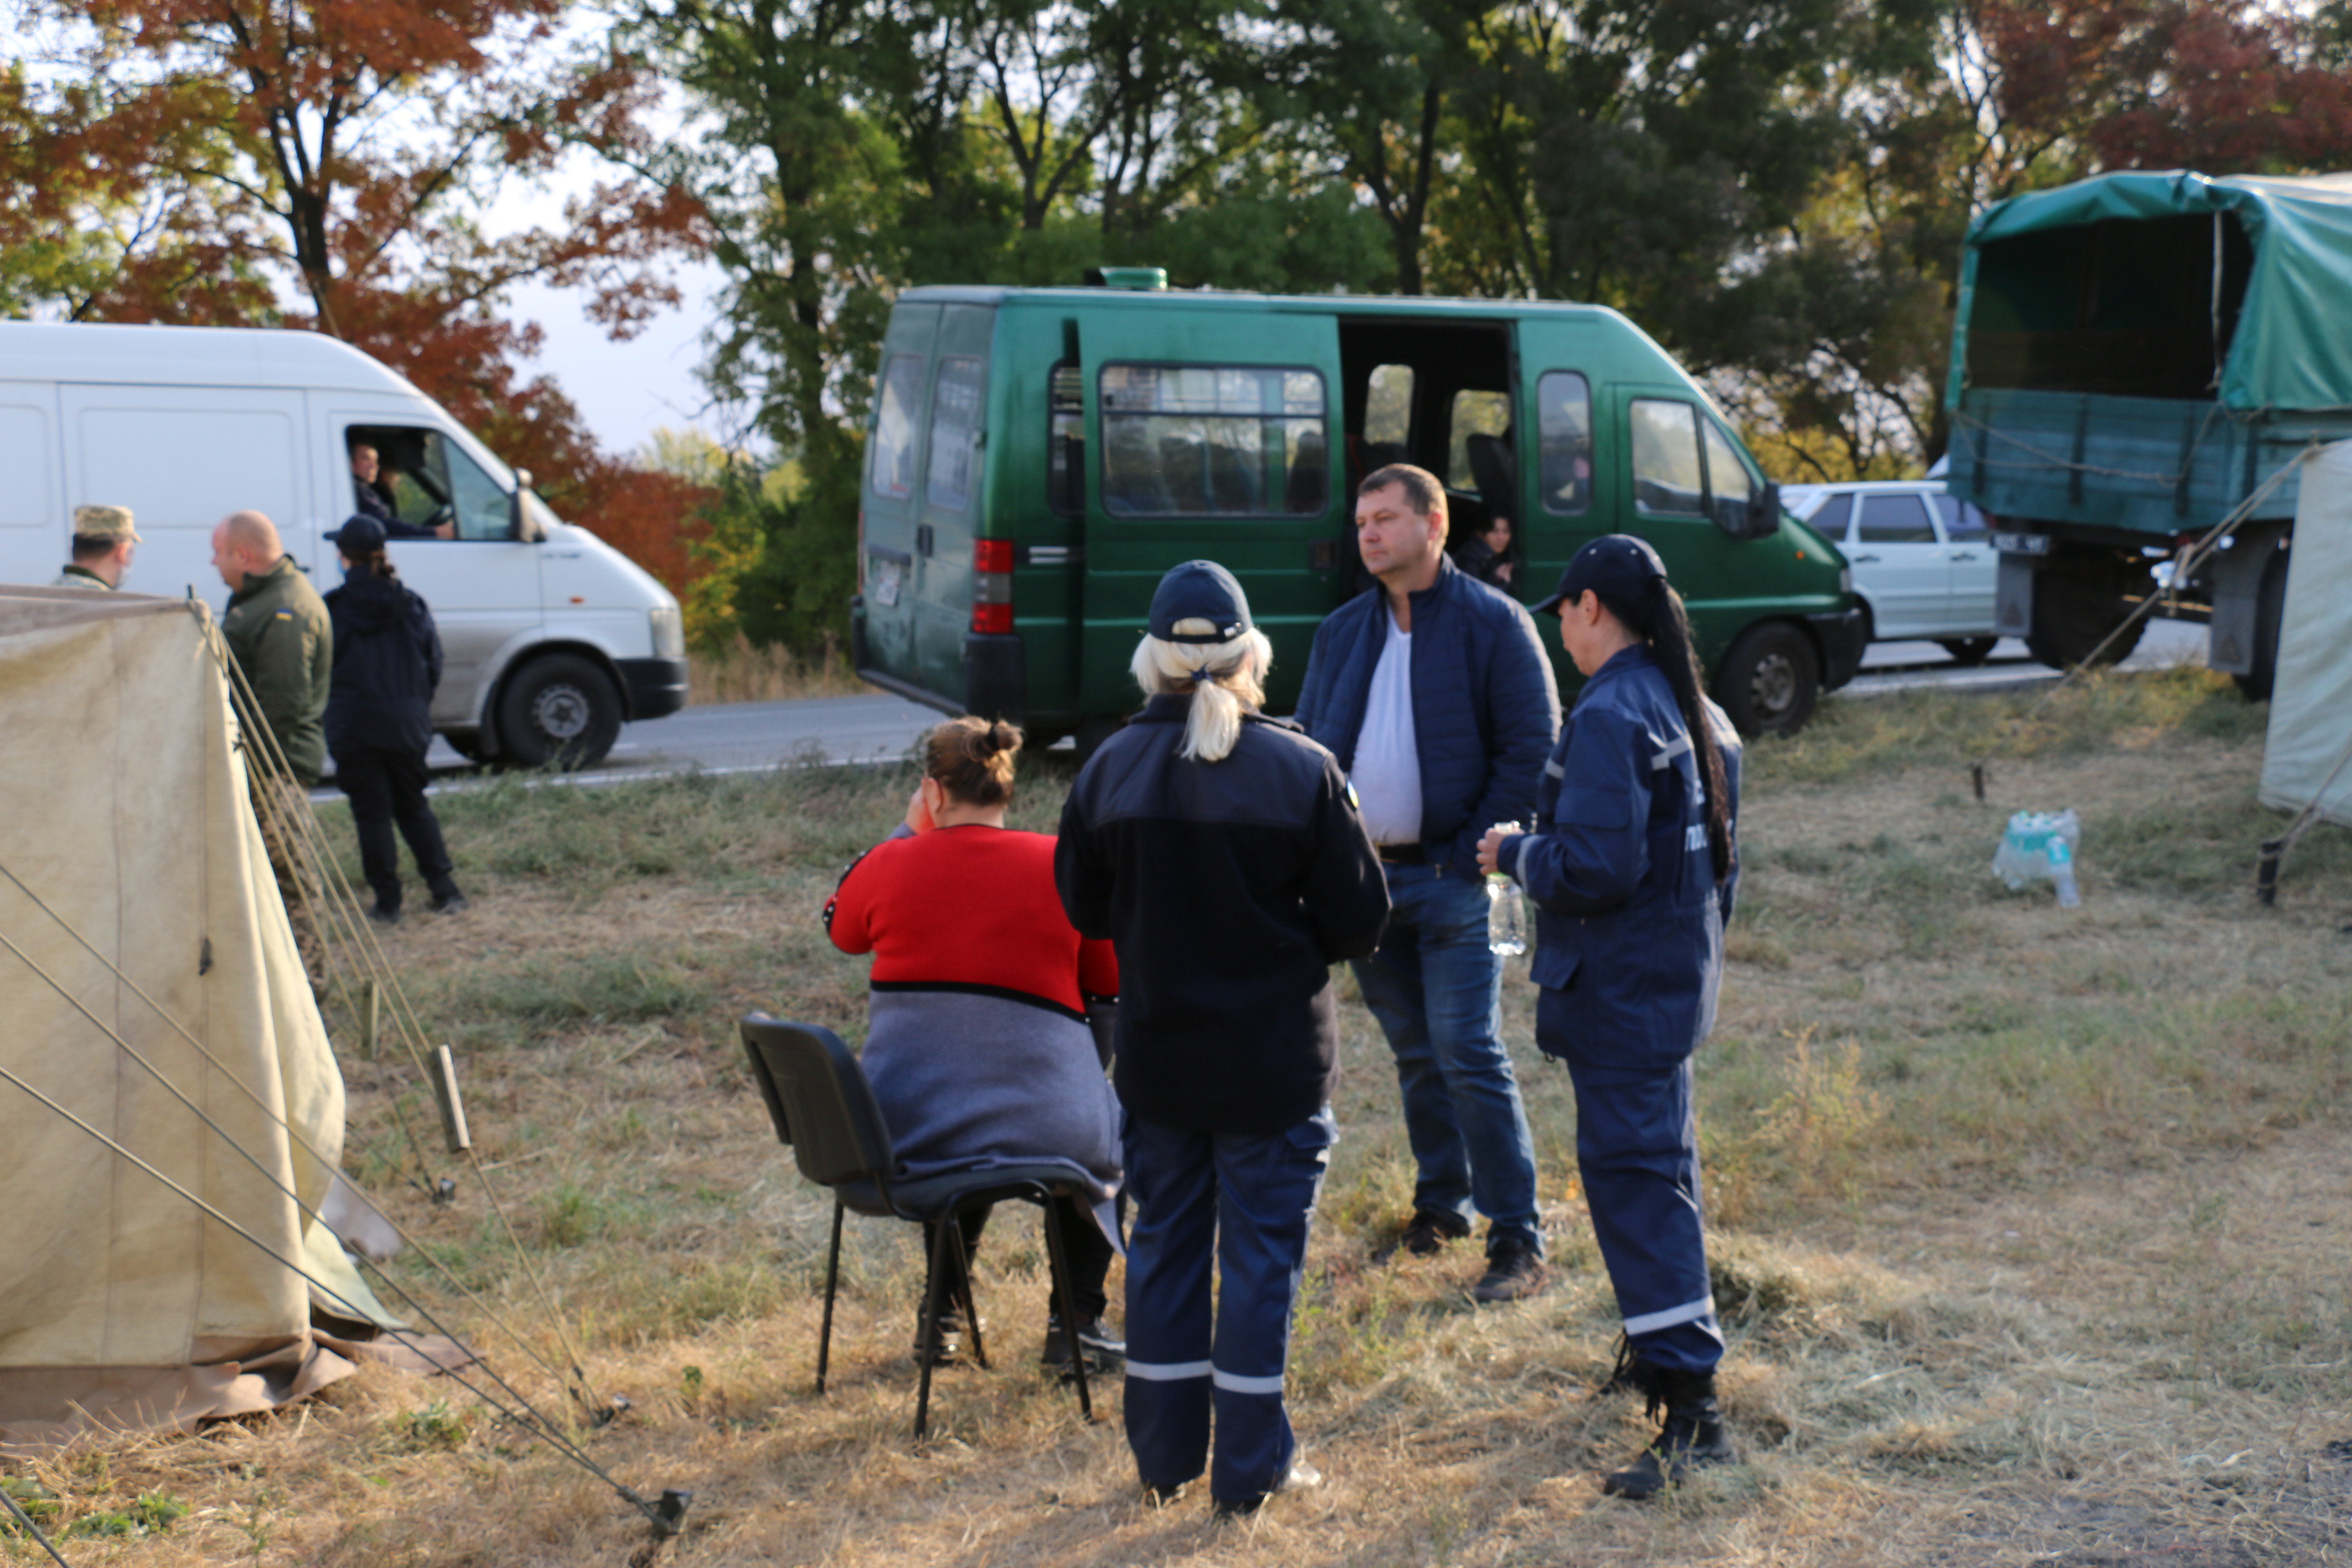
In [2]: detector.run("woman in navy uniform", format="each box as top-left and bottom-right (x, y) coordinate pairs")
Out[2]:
(1057, 560), (1388, 1519)
(1478, 533), (1742, 1500)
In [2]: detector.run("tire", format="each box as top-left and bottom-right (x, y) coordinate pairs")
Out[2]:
(1939, 637), (1998, 666)
(1714, 622), (1821, 737)
(2232, 547), (2288, 702)
(2023, 553), (2146, 671)
(442, 731), (484, 762)
(496, 653), (624, 769)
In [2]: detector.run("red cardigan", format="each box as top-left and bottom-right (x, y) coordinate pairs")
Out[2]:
(826, 826), (1117, 1016)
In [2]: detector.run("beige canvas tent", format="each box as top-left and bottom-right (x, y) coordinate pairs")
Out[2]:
(2260, 440), (2352, 826)
(0, 586), (422, 1449)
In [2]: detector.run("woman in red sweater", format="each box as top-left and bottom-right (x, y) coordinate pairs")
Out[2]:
(825, 717), (1123, 1373)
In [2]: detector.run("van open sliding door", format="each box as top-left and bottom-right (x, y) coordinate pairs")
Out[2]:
(1077, 307), (1346, 716)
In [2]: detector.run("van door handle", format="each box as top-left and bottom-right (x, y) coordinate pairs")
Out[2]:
(1309, 538), (1344, 571)
(1850, 552), (1879, 564)
(1949, 550), (1977, 561)
(916, 524), (935, 556)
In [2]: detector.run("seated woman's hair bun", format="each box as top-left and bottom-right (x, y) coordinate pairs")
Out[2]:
(925, 714), (1023, 807)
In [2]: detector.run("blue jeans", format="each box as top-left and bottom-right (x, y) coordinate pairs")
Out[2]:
(1121, 1108), (1335, 1505)
(1351, 865), (1542, 1255)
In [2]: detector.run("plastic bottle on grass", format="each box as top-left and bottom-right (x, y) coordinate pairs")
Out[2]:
(2049, 838), (2081, 908)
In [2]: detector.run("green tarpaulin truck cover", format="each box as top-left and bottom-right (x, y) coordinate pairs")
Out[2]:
(1961, 170), (2352, 413)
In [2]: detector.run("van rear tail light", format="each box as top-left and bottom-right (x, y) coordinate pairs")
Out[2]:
(973, 538), (1015, 634)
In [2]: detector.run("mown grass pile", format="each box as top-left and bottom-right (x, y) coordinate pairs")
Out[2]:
(8, 667), (2351, 1567)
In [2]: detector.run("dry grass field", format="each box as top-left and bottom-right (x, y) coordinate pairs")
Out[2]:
(8, 667), (2352, 1567)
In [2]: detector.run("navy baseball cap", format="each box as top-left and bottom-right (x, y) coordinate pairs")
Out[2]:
(326, 514), (387, 554)
(1150, 560), (1253, 643)
(1530, 533), (1668, 616)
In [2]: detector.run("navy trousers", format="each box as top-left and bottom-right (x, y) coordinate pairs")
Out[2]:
(1561, 1054), (1723, 1375)
(333, 745), (458, 912)
(1121, 1108), (1335, 1505)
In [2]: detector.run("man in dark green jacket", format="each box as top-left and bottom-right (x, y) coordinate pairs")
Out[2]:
(214, 509), (334, 984)
(213, 509), (332, 787)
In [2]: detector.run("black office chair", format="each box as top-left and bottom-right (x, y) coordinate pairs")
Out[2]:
(738, 1014), (1097, 1438)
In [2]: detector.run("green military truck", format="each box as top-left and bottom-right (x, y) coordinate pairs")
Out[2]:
(1947, 170), (2352, 696)
(850, 273), (1863, 742)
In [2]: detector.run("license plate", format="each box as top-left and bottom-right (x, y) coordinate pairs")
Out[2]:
(872, 560), (902, 607)
(1992, 531), (2050, 555)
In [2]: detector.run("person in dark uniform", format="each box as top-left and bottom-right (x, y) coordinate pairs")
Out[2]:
(1055, 560), (1388, 1520)
(1478, 533), (1744, 1501)
(322, 515), (466, 924)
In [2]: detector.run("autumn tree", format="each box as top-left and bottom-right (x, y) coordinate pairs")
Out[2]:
(2, 0), (709, 579)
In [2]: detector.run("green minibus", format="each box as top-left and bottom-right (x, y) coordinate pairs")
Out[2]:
(850, 274), (1861, 743)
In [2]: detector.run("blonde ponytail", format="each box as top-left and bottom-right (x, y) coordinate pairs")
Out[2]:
(1128, 617), (1273, 763)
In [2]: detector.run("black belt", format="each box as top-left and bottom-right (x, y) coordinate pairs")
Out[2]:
(1377, 843), (1427, 866)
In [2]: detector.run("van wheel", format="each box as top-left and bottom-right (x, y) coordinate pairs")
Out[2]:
(1714, 622), (1821, 737)
(1939, 637), (1998, 666)
(498, 654), (623, 769)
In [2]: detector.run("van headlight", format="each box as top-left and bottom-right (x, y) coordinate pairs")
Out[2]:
(649, 605), (685, 660)
(1840, 567), (1854, 594)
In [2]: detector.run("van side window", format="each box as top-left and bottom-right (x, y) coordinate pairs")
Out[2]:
(1536, 372), (1592, 514)
(347, 425), (507, 540)
(1630, 399), (1705, 516)
(1364, 364), (1414, 463)
(870, 354), (925, 500)
(1098, 364), (1326, 517)
(1701, 420), (1752, 507)
(1048, 362), (1083, 517)
(926, 356), (985, 509)
(1447, 391), (1511, 489)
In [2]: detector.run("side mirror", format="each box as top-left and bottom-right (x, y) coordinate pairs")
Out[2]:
(1717, 480), (1780, 542)
(508, 468), (545, 542)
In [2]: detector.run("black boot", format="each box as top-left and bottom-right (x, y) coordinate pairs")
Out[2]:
(1603, 1367), (1736, 1500)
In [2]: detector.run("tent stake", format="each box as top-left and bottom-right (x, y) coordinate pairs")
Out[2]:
(360, 979), (380, 1061)
(429, 1045), (472, 1154)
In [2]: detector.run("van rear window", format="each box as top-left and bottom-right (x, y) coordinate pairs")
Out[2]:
(870, 354), (924, 499)
(1048, 362), (1083, 516)
(1099, 364), (1327, 517)
(926, 357), (985, 509)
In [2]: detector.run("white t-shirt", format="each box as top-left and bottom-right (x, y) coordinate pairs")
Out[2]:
(1351, 609), (1423, 846)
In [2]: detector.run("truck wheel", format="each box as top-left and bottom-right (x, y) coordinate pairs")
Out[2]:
(497, 654), (623, 769)
(1939, 637), (1998, 666)
(1714, 622), (1821, 737)
(2233, 548), (2288, 702)
(2023, 554), (2146, 671)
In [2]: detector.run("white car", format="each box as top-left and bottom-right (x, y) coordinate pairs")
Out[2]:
(1782, 480), (2001, 664)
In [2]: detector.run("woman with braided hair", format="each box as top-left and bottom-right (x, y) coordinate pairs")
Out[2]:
(825, 715), (1125, 1374)
(1478, 533), (1743, 1500)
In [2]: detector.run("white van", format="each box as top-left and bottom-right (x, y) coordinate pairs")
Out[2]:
(0, 322), (687, 766)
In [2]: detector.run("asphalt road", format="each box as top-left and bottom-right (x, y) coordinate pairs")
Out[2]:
(329, 616), (2216, 800)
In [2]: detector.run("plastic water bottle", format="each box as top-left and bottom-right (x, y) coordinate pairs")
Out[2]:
(2049, 837), (2081, 908)
(1485, 821), (1529, 955)
(1485, 874), (1527, 955)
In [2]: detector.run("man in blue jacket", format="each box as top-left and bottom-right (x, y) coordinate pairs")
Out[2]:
(1295, 464), (1561, 1302)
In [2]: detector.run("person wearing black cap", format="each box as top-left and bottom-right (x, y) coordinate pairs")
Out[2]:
(1055, 560), (1388, 1519)
(323, 515), (466, 923)
(1294, 463), (1559, 1303)
(1477, 533), (1743, 1500)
